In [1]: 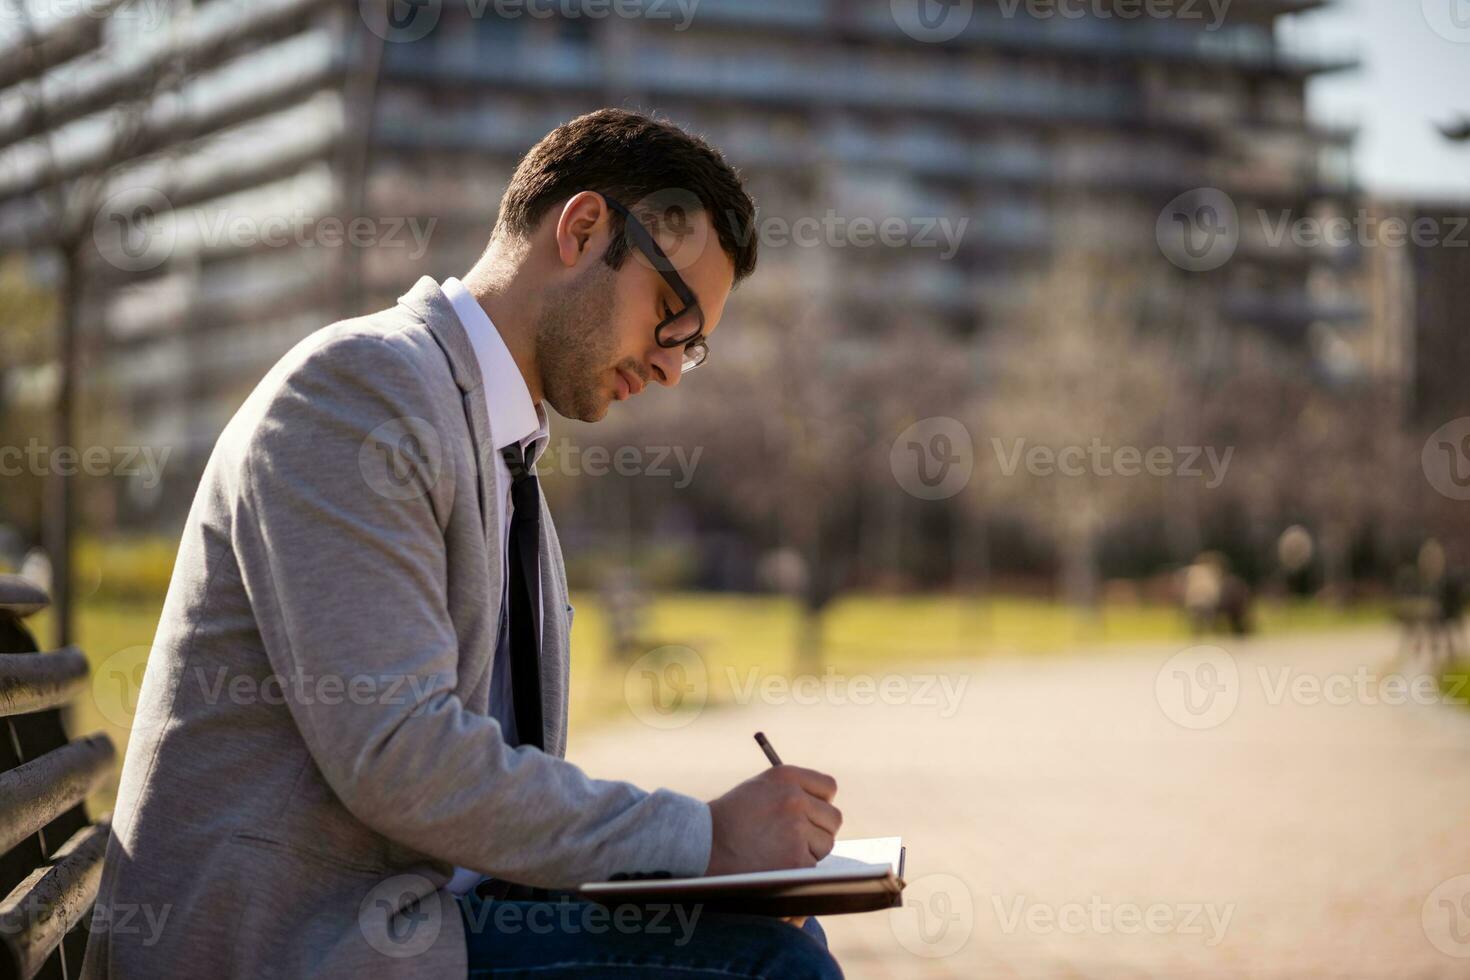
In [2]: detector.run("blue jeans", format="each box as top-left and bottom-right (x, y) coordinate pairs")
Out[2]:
(457, 891), (843, 979)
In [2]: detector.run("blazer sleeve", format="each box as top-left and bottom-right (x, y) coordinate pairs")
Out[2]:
(228, 331), (711, 888)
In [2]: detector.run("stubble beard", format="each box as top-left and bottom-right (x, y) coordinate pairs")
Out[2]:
(536, 262), (622, 423)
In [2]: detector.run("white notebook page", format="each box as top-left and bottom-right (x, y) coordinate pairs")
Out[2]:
(581, 837), (903, 894)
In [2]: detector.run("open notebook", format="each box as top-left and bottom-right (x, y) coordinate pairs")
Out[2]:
(579, 838), (906, 917)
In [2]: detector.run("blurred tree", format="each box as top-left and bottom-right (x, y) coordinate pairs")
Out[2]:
(597, 261), (977, 667)
(0, 254), (58, 540)
(977, 248), (1183, 608)
(1203, 353), (1403, 599)
(1, 0), (193, 643)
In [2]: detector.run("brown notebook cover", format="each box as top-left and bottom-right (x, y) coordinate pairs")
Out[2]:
(579, 838), (906, 917)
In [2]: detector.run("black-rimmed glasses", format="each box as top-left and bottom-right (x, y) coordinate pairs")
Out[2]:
(603, 196), (709, 373)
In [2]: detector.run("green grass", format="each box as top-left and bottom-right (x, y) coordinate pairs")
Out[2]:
(571, 592), (1390, 725)
(29, 590), (1388, 813)
(1441, 664), (1470, 710)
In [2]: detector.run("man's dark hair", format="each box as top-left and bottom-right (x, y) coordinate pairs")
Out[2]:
(495, 108), (757, 283)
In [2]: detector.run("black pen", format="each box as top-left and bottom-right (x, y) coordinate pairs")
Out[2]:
(753, 731), (782, 767)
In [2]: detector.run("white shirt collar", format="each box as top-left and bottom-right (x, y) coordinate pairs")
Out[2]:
(442, 276), (549, 457)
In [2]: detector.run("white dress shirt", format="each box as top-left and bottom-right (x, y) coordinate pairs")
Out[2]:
(443, 276), (550, 573)
(441, 276), (550, 896)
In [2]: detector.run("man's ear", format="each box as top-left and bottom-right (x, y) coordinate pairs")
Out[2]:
(553, 191), (611, 269)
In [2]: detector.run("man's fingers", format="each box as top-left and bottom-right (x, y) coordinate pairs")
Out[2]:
(805, 823), (836, 863)
(805, 797), (843, 836)
(773, 765), (838, 802)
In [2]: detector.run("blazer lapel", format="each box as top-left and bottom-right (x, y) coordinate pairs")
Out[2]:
(535, 503), (568, 758)
(401, 276), (558, 753)
(400, 277), (502, 702)
(401, 276), (497, 544)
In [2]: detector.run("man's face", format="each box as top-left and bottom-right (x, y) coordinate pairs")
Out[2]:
(536, 204), (735, 423)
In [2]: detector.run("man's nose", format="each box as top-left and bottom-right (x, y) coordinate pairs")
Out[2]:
(648, 346), (683, 388)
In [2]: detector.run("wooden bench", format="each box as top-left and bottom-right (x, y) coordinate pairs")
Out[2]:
(0, 576), (115, 979)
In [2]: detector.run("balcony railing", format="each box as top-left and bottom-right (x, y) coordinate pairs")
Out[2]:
(687, 0), (1357, 73)
(1223, 287), (1364, 327)
(382, 42), (1141, 123)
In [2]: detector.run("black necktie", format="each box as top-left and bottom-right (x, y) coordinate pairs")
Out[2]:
(501, 442), (544, 751)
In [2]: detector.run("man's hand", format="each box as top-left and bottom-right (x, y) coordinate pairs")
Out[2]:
(705, 766), (842, 876)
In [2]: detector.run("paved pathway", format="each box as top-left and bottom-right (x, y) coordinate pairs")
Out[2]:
(568, 628), (1470, 978)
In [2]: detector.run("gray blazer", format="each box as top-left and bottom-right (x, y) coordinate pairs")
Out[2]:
(81, 277), (712, 978)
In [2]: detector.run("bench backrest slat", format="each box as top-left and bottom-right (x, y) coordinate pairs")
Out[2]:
(0, 825), (109, 980)
(0, 576), (115, 980)
(0, 737), (115, 858)
(0, 651), (91, 720)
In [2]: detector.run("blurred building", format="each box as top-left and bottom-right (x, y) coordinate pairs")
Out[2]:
(1355, 199), (1470, 426)
(0, 0), (1361, 527)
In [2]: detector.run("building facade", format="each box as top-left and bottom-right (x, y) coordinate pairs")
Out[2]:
(0, 0), (1360, 528)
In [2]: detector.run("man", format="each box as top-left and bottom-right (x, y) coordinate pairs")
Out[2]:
(82, 109), (844, 979)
